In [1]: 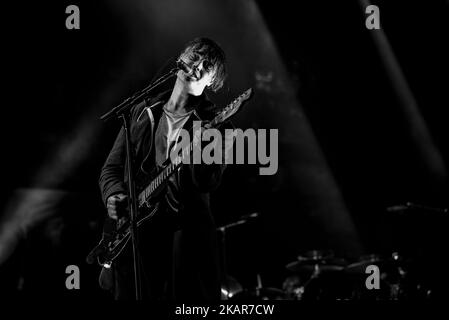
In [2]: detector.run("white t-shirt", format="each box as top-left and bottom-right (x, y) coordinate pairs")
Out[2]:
(155, 105), (193, 167)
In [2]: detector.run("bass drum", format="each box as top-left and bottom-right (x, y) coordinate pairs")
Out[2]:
(229, 287), (286, 301)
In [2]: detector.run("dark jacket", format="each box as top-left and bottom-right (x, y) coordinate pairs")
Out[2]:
(98, 89), (231, 300)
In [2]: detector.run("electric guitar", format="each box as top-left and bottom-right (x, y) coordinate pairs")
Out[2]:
(87, 88), (253, 268)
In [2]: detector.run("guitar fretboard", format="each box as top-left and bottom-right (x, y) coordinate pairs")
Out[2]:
(136, 88), (251, 208)
(137, 137), (196, 207)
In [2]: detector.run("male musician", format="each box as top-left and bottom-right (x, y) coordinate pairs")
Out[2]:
(98, 37), (234, 300)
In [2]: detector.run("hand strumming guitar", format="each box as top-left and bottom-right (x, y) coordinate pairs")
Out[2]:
(106, 193), (128, 220)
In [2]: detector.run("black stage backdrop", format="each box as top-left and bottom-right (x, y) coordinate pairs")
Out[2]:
(0, 0), (448, 301)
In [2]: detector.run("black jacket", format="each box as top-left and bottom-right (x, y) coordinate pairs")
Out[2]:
(98, 89), (231, 300)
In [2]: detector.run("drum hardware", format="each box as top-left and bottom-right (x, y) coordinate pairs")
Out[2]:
(230, 287), (285, 301)
(230, 274), (285, 300)
(386, 202), (447, 299)
(218, 213), (287, 301)
(344, 252), (411, 275)
(282, 249), (429, 300)
(384, 252), (412, 300)
(220, 275), (243, 300)
(255, 273), (262, 297)
(286, 260), (346, 273)
(344, 253), (385, 274)
(217, 213), (260, 300)
(344, 252), (420, 300)
(292, 266), (320, 300)
(387, 202), (448, 215)
(286, 250), (347, 274)
(284, 250), (348, 300)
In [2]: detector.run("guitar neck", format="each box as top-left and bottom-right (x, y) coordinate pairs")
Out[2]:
(137, 133), (196, 207)
(137, 88), (252, 208)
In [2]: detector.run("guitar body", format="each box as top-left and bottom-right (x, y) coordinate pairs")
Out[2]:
(90, 202), (161, 267)
(88, 167), (166, 267)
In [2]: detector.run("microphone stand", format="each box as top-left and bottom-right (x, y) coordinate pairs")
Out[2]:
(100, 67), (178, 300)
(218, 218), (246, 299)
(217, 213), (259, 299)
(404, 202), (448, 215)
(101, 67), (178, 121)
(387, 202), (448, 215)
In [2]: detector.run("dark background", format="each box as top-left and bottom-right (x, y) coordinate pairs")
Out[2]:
(0, 0), (448, 299)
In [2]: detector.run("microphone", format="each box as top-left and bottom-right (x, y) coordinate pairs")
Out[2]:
(216, 213), (260, 231)
(386, 204), (409, 213)
(241, 212), (260, 220)
(176, 59), (194, 75)
(387, 202), (448, 215)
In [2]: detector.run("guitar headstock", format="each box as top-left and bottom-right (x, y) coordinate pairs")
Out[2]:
(210, 88), (253, 126)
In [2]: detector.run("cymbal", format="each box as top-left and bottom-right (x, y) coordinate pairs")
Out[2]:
(345, 258), (384, 274)
(344, 253), (410, 274)
(286, 250), (347, 273)
(286, 261), (345, 273)
(286, 256), (347, 273)
(297, 250), (335, 263)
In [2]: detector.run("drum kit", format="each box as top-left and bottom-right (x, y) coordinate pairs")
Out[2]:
(221, 247), (427, 301)
(218, 202), (448, 301)
(281, 250), (425, 301)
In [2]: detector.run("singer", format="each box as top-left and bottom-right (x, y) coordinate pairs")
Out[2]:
(98, 37), (235, 300)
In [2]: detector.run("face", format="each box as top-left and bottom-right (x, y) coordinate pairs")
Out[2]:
(177, 49), (216, 96)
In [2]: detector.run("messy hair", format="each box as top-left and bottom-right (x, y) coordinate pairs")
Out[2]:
(179, 37), (227, 92)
